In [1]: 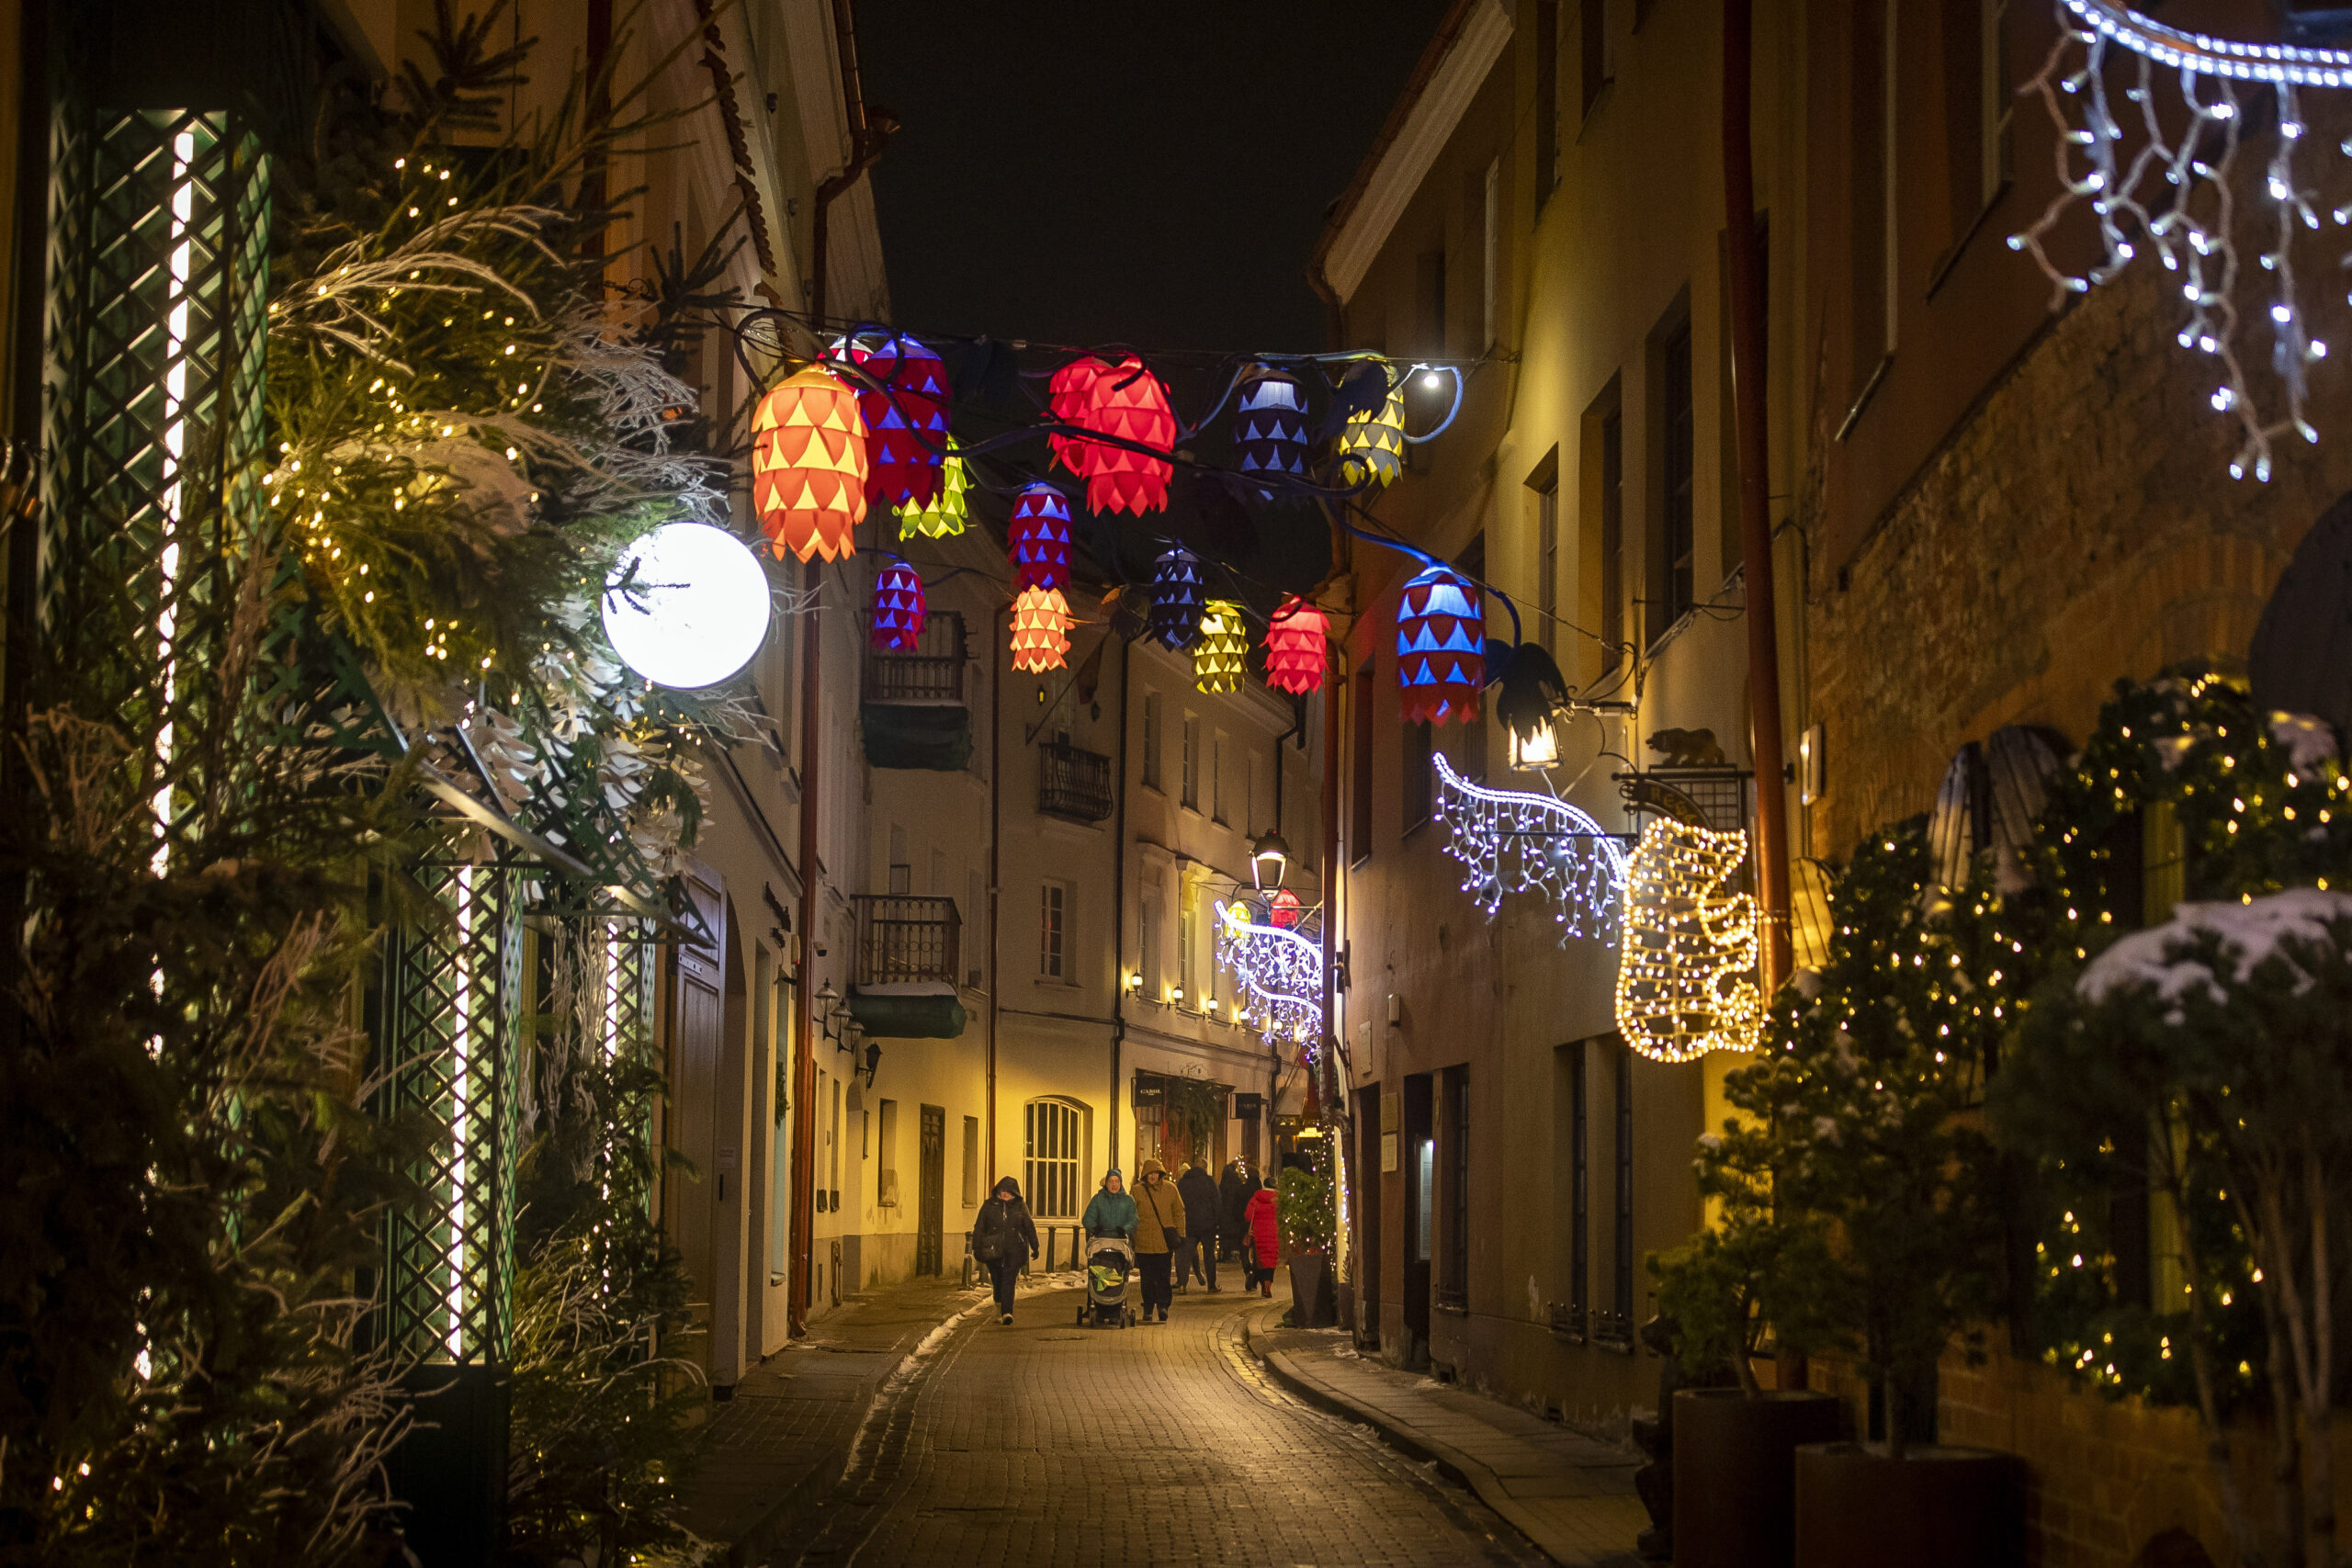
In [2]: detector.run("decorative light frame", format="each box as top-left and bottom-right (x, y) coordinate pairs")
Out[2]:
(1614, 819), (1764, 1064)
(1430, 751), (1626, 940)
(1214, 897), (1323, 1043)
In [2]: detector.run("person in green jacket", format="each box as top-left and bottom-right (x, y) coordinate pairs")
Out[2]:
(1082, 1168), (1136, 1241)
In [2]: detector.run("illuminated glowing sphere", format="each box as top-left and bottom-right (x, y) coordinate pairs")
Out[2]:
(1149, 545), (1205, 650)
(899, 435), (969, 539)
(833, 332), (950, 509)
(1073, 355), (1176, 514)
(1263, 594), (1328, 694)
(1007, 480), (1073, 592)
(1336, 360), (1406, 489)
(1396, 564), (1483, 725)
(1194, 599), (1249, 694)
(752, 365), (868, 562)
(871, 558), (927, 651)
(600, 523), (773, 689)
(1047, 355), (1108, 478)
(1011, 586), (1073, 672)
(1233, 364), (1308, 493)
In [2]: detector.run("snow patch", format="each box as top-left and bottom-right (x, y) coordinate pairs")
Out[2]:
(2269, 711), (2339, 772)
(2079, 887), (2352, 1006)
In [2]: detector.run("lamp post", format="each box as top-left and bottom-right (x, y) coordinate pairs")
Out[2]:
(1250, 828), (1292, 892)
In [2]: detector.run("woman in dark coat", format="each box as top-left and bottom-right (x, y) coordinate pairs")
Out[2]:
(1216, 1160), (1252, 1263)
(973, 1176), (1039, 1325)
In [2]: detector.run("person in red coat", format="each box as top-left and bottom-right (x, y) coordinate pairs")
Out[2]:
(1242, 1174), (1282, 1298)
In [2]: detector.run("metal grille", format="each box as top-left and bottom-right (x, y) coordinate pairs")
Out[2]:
(864, 609), (967, 703)
(855, 894), (961, 986)
(1038, 739), (1114, 823)
(378, 863), (526, 1364)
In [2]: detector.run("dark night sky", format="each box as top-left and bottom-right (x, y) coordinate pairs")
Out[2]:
(856, 1), (1449, 355)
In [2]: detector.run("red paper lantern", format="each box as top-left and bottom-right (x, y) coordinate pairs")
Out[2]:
(1072, 355), (1175, 515)
(1007, 480), (1073, 592)
(1047, 355), (1108, 478)
(1263, 593), (1329, 695)
(752, 365), (868, 562)
(871, 558), (926, 651)
(1396, 564), (1484, 725)
(1269, 887), (1303, 930)
(1010, 585), (1072, 673)
(834, 333), (950, 511)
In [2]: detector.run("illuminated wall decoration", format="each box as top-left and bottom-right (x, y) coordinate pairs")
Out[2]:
(1431, 752), (1625, 940)
(897, 434), (968, 539)
(1396, 564), (1484, 725)
(833, 331), (949, 509)
(1194, 598), (1248, 694)
(1263, 594), (1328, 694)
(1614, 819), (1764, 1064)
(870, 558), (926, 651)
(752, 364), (868, 562)
(1006, 479), (1073, 592)
(1215, 897), (1323, 1043)
(1010, 584), (1072, 673)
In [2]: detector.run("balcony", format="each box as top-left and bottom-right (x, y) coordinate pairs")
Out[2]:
(861, 611), (971, 771)
(847, 894), (967, 1039)
(1038, 739), (1114, 824)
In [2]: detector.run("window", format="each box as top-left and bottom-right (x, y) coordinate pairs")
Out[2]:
(1039, 882), (1067, 979)
(1847, 0), (1897, 414)
(1456, 533), (1487, 782)
(1178, 883), (1197, 1007)
(1531, 448), (1561, 655)
(962, 1114), (979, 1207)
(1415, 1137), (1435, 1263)
(1566, 1043), (1589, 1326)
(1534, 2), (1560, 198)
(967, 868), (987, 987)
(1937, 0), (2014, 274)
(1212, 733), (1227, 824)
(1613, 1043), (1634, 1330)
(1350, 660), (1374, 866)
(827, 1073), (842, 1199)
(1482, 158), (1499, 351)
(1442, 1066), (1470, 1301)
(877, 1100), (899, 1208)
(1140, 883), (1162, 998)
(1402, 719), (1432, 833)
(888, 823), (910, 895)
(1182, 716), (1201, 809)
(1580, 0), (1611, 118)
(1653, 316), (1695, 643)
(1142, 692), (1162, 789)
(1586, 378), (1626, 675)
(1025, 1100), (1083, 1218)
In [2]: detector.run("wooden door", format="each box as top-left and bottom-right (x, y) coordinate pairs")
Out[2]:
(917, 1105), (945, 1275)
(668, 948), (723, 1370)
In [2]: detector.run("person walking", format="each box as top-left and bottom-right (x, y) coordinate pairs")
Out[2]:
(1131, 1158), (1186, 1324)
(1217, 1159), (1251, 1264)
(1082, 1168), (1136, 1241)
(972, 1176), (1038, 1325)
(1244, 1172), (1282, 1299)
(1177, 1158), (1221, 1292)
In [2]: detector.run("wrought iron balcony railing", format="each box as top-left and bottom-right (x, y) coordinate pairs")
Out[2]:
(1037, 739), (1114, 824)
(862, 610), (967, 705)
(853, 895), (961, 987)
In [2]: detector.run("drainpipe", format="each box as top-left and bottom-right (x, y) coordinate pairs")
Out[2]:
(787, 580), (822, 1337)
(810, 0), (894, 322)
(987, 604), (1002, 1185)
(1108, 636), (1130, 1175)
(1723, 0), (1792, 990)
(1320, 643), (1342, 1174)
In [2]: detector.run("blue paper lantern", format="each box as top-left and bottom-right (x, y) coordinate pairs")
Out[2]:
(1232, 364), (1308, 497)
(1007, 480), (1073, 592)
(1149, 545), (1206, 650)
(1396, 564), (1484, 726)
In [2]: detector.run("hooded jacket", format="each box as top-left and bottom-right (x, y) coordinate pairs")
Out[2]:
(1082, 1172), (1138, 1238)
(1244, 1181), (1281, 1267)
(1130, 1158), (1187, 1255)
(1176, 1163), (1220, 1239)
(973, 1179), (1038, 1265)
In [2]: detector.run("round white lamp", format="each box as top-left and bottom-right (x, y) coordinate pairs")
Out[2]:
(600, 522), (772, 688)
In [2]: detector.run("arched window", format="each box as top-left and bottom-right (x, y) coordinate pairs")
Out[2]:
(1024, 1099), (1087, 1218)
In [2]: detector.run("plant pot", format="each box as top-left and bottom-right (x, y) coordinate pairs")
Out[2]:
(1287, 1250), (1335, 1326)
(1334, 1280), (1356, 1335)
(1672, 1389), (1843, 1568)
(1793, 1442), (2019, 1567)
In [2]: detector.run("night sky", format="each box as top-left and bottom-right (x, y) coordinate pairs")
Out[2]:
(856, 2), (1448, 355)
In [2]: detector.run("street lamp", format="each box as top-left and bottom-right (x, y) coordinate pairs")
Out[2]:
(1509, 714), (1560, 771)
(1250, 828), (1292, 891)
(858, 1040), (882, 1090)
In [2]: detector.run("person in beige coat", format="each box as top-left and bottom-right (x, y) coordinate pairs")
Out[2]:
(1131, 1158), (1187, 1324)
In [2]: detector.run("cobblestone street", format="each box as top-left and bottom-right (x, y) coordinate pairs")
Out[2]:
(775, 1280), (1554, 1567)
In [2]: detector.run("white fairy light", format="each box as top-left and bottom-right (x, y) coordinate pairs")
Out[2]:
(1430, 752), (1626, 941)
(2013, 0), (2344, 481)
(1614, 820), (1763, 1065)
(1214, 898), (1323, 1043)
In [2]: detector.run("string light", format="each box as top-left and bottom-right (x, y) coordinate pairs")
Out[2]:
(1263, 594), (1328, 695)
(1431, 752), (1625, 939)
(897, 434), (968, 539)
(1215, 897), (1323, 1043)
(1194, 599), (1249, 694)
(752, 364), (867, 562)
(1010, 585), (1072, 673)
(1615, 819), (1764, 1063)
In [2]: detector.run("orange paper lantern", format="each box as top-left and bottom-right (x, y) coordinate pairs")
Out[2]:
(752, 365), (869, 562)
(1072, 355), (1176, 515)
(1010, 585), (1073, 673)
(1263, 594), (1329, 694)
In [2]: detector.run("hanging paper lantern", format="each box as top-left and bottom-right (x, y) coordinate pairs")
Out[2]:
(1047, 355), (1108, 477)
(1335, 360), (1406, 490)
(871, 558), (927, 651)
(1396, 564), (1484, 725)
(1006, 480), (1073, 592)
(752, 364), (869, 562)
(1194, 599), (1249, 694)
(1010, 585), (1072, 673)
(1269, 887), (1304, 930)
(1233, 364), (1308, 494)
(833, 332), (950, 510)
(898, 434), (969, 539)
(1073, 355), (1176, 514)
(1148, 545), (1205, 650)
(1263, 593), (1328, 695)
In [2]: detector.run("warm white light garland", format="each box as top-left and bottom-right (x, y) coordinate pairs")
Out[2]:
(1214, 897), (1324, 1043)
(2013, 0), (2344, 481)
(1614, 820), (1763, 1064)
(1431, 752), (1626, 940)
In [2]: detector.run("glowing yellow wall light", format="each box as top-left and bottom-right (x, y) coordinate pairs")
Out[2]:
(1614, 819), (1763, 1064)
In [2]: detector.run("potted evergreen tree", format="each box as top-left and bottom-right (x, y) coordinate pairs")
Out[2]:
(1278, 1166), (1338, 1327)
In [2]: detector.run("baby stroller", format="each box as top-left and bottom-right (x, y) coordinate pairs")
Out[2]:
(1079, 1232), (1137, 1328)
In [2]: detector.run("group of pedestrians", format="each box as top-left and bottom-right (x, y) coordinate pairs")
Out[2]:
(967, 1155), (1284, 1326)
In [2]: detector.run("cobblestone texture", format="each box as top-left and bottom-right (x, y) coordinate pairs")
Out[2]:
(778, 1279), (1549, 1567)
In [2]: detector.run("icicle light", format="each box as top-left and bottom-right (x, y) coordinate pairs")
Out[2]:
(1432, 752), (1626, 939)
(1215, 897), (1323, 1042)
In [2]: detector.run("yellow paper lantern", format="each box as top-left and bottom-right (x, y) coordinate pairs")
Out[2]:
(1010, 585), (1072, 673)
(752, 365), (868, 562)
(1193, 598), (1248, 694)
(1614, 819), (1763, 1064)
(898, 435), (969, 540)
(1335, 361), (1406, 489)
